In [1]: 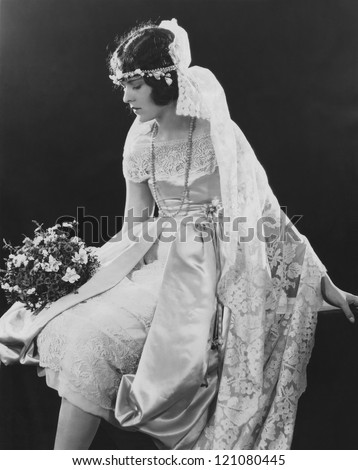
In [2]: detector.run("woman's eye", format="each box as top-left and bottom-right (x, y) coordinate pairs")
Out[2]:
(133, 85), (142, 90)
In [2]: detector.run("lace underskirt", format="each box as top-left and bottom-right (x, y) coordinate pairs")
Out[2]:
(36, 240), (170, 423)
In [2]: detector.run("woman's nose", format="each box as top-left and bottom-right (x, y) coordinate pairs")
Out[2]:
(122, 87), (133, 104)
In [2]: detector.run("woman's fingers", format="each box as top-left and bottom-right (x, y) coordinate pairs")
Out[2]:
(346, 294), (358, 308)
(340, 300), (356, 323)
(337, 293), (357, 323)
(320, 277), (356, 323)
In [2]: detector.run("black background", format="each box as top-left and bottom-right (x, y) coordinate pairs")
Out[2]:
(0, 0), (357, 449)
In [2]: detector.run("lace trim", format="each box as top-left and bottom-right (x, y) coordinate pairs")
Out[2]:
(123, 133), (217, 183)
(37, 317), (143, 409)
(36, 259), (165, 411)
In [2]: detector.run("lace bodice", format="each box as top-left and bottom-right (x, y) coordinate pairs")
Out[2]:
(123, 133), (217, 184)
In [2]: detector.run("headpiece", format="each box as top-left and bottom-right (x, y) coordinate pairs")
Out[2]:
(108, 20), (186, 88)
(109, 65), (177, 87)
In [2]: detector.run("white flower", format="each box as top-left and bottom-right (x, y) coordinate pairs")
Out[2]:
(12, 254), (28, 267)
(1, 282), (11, 291)
(43, 255), (62, 272)
(44, 233), (57, 243)
(33, 235), (43, 246)
(26, 287), (36, 295)
(72, 247), (88, 265)
(70, 236), (81, 243)
(11, 285), (21, 293)
(46, 225), (60, 237)
(61, 267), (80, 283)
(62, 222), (73, 228)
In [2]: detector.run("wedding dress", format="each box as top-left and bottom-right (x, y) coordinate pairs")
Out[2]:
(0, 119), (327, 449)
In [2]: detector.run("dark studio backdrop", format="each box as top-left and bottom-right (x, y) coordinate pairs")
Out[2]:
(0, 0), (357, 450)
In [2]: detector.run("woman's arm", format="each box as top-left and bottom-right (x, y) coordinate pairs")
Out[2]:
(121, 179), (155, 234)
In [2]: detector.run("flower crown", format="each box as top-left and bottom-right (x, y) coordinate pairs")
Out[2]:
(109, 64), (177, 87)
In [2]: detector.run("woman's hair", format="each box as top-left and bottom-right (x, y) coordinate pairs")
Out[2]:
(109, 22), (179, 106)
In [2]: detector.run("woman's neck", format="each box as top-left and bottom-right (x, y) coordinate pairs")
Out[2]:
(154, 102), (192, 141)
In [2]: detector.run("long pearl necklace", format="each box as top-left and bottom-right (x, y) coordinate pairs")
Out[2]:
(150, 117), (196, 218)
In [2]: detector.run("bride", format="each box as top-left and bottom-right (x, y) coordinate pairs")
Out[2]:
(0, 19), (357, 450)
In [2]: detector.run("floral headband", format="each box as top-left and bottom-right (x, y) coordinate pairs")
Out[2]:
(109, 18), (187, 88)
(109, 64), (177, 87)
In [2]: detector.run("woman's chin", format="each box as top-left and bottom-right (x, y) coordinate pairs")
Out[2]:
(138, 114), (152, 123)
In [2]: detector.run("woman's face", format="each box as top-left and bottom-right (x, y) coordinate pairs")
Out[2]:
(121, 77), (166, 122)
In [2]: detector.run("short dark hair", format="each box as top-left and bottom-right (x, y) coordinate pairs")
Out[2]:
(109, 22), (179, 106)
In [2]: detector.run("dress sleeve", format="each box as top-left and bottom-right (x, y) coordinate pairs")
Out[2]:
(122, 151), (150, 183)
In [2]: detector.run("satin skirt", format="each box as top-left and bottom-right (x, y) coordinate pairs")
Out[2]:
(36, 241), (168, 424)
(0, 215), (223, 449)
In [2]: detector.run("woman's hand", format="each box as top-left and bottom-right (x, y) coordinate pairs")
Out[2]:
(321, 275), (358, 323)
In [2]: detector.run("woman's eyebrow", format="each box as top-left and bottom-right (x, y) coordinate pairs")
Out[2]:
(125, 77), (144, 85)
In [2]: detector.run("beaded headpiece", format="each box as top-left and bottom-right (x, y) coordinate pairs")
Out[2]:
(109, 65), (177, 87)
(109, 20), (184, 88)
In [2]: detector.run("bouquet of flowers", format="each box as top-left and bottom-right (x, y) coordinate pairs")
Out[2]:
(0, 220), (100, 314)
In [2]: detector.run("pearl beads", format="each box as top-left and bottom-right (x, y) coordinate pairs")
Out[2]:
(150, 117), (196, 218)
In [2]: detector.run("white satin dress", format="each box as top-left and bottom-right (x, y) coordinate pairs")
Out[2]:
(0, 123), (328, 450)
(34, 130), (223, 446)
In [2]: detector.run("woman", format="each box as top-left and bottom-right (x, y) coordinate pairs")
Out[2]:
(0, 19), (356, 450)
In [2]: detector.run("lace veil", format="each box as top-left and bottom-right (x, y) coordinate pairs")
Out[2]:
(123, 19), (327, 449)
